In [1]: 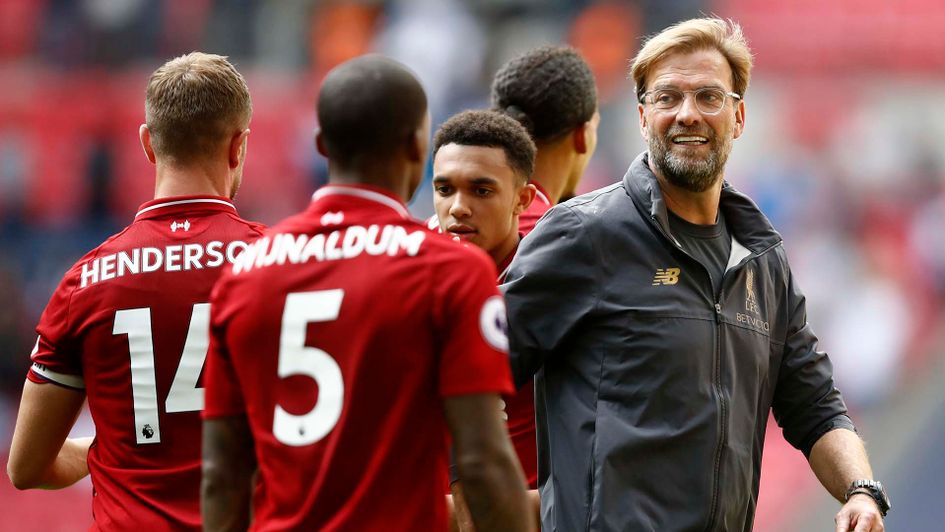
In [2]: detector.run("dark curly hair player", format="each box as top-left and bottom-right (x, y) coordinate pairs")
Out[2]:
(492, 45), (599, 207)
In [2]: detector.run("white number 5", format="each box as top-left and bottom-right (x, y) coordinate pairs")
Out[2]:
(273, 290), (345, 446)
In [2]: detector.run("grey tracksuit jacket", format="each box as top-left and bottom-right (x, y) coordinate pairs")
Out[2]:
(502, 152), (854, 532)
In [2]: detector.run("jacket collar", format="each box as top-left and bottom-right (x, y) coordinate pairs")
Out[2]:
(624, 152), (782, 254)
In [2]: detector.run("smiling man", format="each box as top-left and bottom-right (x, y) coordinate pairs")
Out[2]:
(502, 18), (888, 532)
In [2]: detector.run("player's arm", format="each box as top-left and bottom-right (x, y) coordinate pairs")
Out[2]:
(202, 414), (256, 532)
(7, 380), (89, 490)
(527, 489), (540, 526)
(772, 266), (881, 531)
(444, 393), (534, 532)
(808, 429), (884, 532)
(450, 480), (541, 531)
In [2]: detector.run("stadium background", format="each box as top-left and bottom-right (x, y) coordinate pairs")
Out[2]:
(1, 0), (943, 529)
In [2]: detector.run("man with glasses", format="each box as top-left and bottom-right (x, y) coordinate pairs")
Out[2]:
(502, 18), (888, 532)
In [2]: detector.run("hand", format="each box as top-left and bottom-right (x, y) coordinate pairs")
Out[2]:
(449, 483), (477, 532)
(835, 493), (885, 532)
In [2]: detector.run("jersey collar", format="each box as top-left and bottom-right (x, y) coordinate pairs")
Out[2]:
(531, 181), (552, 206)
(134, 195), (237, 221)
(496, 234), (523, 283)
(312, 184), (411, 219)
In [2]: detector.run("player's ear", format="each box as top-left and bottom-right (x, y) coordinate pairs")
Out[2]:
(733, 98), (746, 139)
(406, 129), (424, 163)
(514, 182), (537, 215)
(407, 112), (431, 164)
(315, 130), (329, 158)
(139, 124), (156, 164)
(638, 102), (649, 140)
(229, 128), (250, 169)
(572, 123), (588, 155)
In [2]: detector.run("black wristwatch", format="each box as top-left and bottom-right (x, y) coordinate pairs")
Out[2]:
(845, 480), (890, 517)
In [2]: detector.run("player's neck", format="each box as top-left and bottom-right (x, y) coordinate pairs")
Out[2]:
(490, 224), (521, 268)
(327, 165), (413, 204)
(153, 160), (232, 200)
(655, 174), (722, 226)
(532, 141), (575, 205)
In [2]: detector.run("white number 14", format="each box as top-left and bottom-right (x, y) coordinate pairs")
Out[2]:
(113, 304), (209, 445)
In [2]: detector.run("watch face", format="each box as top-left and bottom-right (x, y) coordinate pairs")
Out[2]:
(850, 480), (890, 515)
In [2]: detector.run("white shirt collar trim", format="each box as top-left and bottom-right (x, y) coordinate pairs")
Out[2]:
(312, 186), (410, 219)
(135, 198), (235, 218)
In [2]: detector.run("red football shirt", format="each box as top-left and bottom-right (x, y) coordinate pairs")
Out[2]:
(204, 184), (514, 532)
(517, 181), (552, 235)
(502, 180), (551, 488)
(427, 180), (551, 489)
(28, 196), (265, 531)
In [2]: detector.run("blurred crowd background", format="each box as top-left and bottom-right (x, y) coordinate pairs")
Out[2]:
(1, 0), (943, 529)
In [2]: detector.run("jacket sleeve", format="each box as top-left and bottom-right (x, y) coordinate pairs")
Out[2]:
(772, 263), (856, 457)
(500, 206), (599, 389)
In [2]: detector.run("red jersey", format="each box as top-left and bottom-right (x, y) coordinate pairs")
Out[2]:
(517, 181), (552, 234)
(502, 181), (551, 488)
(428, 180), (551, 489)
(204, 184), (514, 532)
(28, 196), (265, 531)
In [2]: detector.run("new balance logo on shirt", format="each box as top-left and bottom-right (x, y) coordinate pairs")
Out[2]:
(652, 267), (681, 286)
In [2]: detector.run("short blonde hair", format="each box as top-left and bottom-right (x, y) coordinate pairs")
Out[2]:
(631, 18), (753, 101)
(145, 52), (252, 162)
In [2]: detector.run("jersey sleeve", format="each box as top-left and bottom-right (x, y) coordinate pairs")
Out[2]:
(433, 247), (514, 398)
(203, 279), (247, 418)
(28, 265), (85, 390)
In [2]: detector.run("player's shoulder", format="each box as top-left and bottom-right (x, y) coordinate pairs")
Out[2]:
(211, 211), (308, 282)
(60, 224), (135, 277)
(532, 183), (626, 234)
(417, 226), (496, 273)
(562, 182), (628, 218)
(224, 214), (267, 238)
(40, 223), (134, 306)
(266, 208), (314, 234)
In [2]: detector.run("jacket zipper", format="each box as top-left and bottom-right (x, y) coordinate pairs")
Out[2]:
(704, 242), (779, 530)
(649, 215), (728, 530)
(705, 300), (725, 531)
(650, 215), (783, 530)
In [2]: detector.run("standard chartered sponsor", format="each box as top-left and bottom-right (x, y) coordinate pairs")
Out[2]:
(232, 225), (426, 274)
(80, 241), (250, 288)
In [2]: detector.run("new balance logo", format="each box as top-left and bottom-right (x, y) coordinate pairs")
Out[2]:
(321, 211), (345, 226)
(652, 267), (681, 286)
(170, 220), (191, 232)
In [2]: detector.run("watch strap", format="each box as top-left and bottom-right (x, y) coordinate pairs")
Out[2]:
(845, 480), (890, 517)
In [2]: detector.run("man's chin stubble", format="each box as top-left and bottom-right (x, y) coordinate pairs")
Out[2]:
(657, 151), (721, 193)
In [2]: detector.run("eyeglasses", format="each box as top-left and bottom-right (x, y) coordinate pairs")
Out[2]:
(639, 87), (741, 115)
